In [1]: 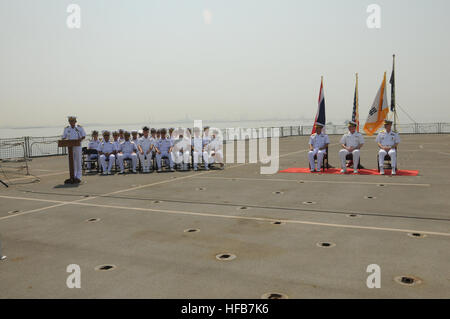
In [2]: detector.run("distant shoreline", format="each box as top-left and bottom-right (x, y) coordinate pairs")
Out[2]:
(0, 119), (334, 139)
(1, 118), (319, 130)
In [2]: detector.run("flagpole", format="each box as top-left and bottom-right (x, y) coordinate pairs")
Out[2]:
(356, 73), (359, 132)
(312, 76), (324, 135)
(392, 54), (397, 131)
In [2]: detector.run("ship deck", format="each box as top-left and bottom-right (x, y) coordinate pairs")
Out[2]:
(0, 134), (449, 298)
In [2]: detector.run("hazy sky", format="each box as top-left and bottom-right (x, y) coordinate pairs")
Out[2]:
(1, 0), (449, 127)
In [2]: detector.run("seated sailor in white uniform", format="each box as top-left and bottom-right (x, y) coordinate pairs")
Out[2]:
(156, 129), (161, 141)
(130, 129), (140, 169)
(61, 115), (86, 183)
(118, 129), (125, 143)
(308, 123), (330, 172)
(112, 131), (121, 167)
(192, 127), (206, 171)
(204, 130), (224, 170)
(155, 128), (175, 172)
(202, 127), (212, 170)
(137, 126), (154, 173)
(131, 130), (139, 146)
(168, 128), (175, 141)
(117, 131), (138, 174)
(87, 130), (100, 172)
(339, 121), (365, 174)
(376, 119), (400, 175)
(202, 126), (211, 144)
(172, 129), (191, 171)
(150, 128), (157, 158)
(98, 130), (116, 175)
(112, 131), (120, 152)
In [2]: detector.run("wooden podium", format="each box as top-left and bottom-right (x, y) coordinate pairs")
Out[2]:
(58, 139), (81, 184)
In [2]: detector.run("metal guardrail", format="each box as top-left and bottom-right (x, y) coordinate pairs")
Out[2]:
(29, 136), (69, 158)
(0, 138), (27, 159)
(1, 123), (449, 160)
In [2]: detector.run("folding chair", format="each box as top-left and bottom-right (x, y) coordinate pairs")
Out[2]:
(122, 157), (134, 173)
(158, 154), (172, 171)
(152, 152), (157, 171)
(150, 151), (158, 171)
(377, 148), (398, 172)
(82, 147), (99, 174)
(114, 154), (120, 172)
(183, 150), (193, 170)
(308, 147), (329, 172)
(137, 156), (142, 172)
(99, 155), (117, 174)
(346, 153), (364, 169)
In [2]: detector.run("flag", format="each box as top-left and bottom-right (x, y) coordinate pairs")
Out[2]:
(312, 77), (326, 134)
(352, 74), (360, 132)
(390, 61), (395, 112)
(363, 72), (389, 136)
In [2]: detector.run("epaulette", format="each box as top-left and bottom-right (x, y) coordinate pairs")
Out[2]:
(65, 125), (69, 128)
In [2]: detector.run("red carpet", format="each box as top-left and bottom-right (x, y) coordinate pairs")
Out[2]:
(279, 167), (419, 176)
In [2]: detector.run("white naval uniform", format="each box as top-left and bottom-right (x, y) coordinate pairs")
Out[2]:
(202, 136), (212, 169)
(308, 133), (330, 171)
(117, 140), (138, 172)
(204, 138), (223, 167)
(112, 140), (121, 166)
(150, 137), (157, 159)
(203, 136), (211, 147)
(376, 130), (400, 171)
(137, 136), (154, 171)
(172, 137), (191, 169)
(87, 139), (101, 169)
(153, 137), (160, 157)
(113, 140), (121, 151)
(62, 125), (86, 179)
(131, 138), (139, 166)
(97, 141), (117, 173)
(339, 132), (365, 170)
(155, 138), (174, 169)
(192, 137), (208, 170)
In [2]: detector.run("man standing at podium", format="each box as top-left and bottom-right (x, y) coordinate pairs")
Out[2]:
(62, 116), (86, 183)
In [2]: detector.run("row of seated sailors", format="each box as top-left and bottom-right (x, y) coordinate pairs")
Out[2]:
(85, 127), (224, 174)
(91, 127), (215, 142)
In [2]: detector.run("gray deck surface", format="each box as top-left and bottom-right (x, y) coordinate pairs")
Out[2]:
(0, 134), (449, 298)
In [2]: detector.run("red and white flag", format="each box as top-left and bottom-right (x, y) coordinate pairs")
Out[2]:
(312, 77), (326, 134)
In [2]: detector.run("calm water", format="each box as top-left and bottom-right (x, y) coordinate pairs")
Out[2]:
(0, 119), (327, 139)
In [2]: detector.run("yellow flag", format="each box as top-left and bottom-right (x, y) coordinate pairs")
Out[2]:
(363, 72), (389, 136)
